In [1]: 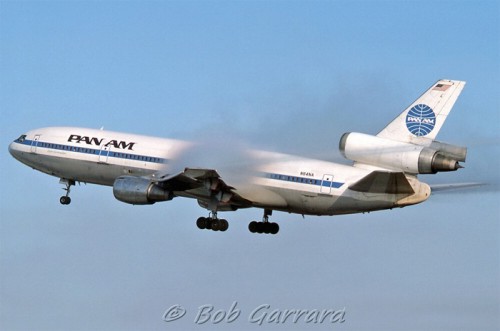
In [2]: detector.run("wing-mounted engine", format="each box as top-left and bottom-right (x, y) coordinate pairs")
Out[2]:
(113, 176), (173, 205)
(339, 132), (466, 174)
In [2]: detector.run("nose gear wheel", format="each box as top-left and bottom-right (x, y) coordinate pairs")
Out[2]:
(59, 179), (75, 205)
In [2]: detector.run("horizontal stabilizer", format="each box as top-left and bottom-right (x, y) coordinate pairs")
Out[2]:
(430, 182), (485, 193)
(349, 171), (414, 194)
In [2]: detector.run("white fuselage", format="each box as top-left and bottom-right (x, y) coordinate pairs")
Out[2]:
(9, 127), (430, 216)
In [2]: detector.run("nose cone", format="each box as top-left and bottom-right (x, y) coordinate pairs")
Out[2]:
(8, 141), (14, 155)
(8, 141), (22, 161)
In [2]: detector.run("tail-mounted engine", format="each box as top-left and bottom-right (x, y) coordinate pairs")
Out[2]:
(113, 176), (173, 205)
(339, 132), (466, 174)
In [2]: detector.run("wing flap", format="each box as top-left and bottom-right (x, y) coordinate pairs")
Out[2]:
(151, 168), (251, 208)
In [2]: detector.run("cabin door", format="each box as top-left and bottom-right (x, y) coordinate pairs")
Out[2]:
(320, 174), (334, 194)
(30, 135), (40, 153)
(99, 142), (111, 163)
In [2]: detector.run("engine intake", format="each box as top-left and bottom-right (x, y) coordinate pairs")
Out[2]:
(113, 176), (173, 205)
(339, 132), (466, 174)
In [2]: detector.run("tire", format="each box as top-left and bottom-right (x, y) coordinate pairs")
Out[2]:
(60, 196), (70, 205)
(196, 217), (207, 229)
(211, 219), (220, 231)
(204, 218), (212, 230)
(270, 222), (279, 235)
(220, 219), (229, 231)
(248, 221), (258, 233)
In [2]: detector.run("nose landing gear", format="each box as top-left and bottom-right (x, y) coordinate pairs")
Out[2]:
(59, 179), (75, 205)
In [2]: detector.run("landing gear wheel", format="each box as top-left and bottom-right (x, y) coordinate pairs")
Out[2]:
(211, 219), (221, 231)
(196, 217), (207, 229)
(201, 218), (210, 230)
(248, 210), (279, 235)
(270, 222), (279, 235)
(60, 196), (71, 205)
(219, 219), (229, 232)
(249, 221), (258, 233)
(196, 212), (229, 233)
(256, 222), (265, 234)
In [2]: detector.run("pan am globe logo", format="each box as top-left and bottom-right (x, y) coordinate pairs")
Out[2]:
(405, 104), (436, 136)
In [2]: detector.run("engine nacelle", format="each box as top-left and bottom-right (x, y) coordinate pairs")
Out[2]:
(429, 140), (467, 162)
(113, 176), (173, 205)
(339, 132), (466, 174)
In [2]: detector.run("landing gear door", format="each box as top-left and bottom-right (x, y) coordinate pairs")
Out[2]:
(30, 135), (40, 153)
(320, 174), (334, 194)
(99, 142), (111, 163)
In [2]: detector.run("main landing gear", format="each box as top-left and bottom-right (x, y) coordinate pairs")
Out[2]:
(196, 210), (279, 235)
(196, 212), (229, 232)
(249, 209), (279, 235)
(59, 179), (75, 205)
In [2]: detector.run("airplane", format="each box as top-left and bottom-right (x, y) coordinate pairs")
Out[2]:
(8, 79), (467, 235)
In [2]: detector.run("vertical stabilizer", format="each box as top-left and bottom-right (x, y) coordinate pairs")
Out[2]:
(377, 79), (466, 145)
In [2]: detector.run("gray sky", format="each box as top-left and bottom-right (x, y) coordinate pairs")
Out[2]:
(1, 1), (499, 330)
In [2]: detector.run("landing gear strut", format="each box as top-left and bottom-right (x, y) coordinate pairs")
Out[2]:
(249, 209), (279, 235)
(196, 212), (229, 232)
(59, 179), (75, 205)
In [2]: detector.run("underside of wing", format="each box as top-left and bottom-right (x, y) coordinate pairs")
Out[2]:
(153, 168), (252, 210)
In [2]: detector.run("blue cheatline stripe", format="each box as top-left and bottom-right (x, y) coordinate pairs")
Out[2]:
(264, 172), (343, 189)
(13, 139), (343, 188)
(13, 139), (168, 164)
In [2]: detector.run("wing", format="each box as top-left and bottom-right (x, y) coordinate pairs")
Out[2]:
(151, 168), (252, 211)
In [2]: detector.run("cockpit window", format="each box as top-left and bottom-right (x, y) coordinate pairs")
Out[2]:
(15, 135), (27, 143)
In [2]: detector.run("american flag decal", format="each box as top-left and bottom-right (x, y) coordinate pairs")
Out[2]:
(432, 83), (451, 91)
